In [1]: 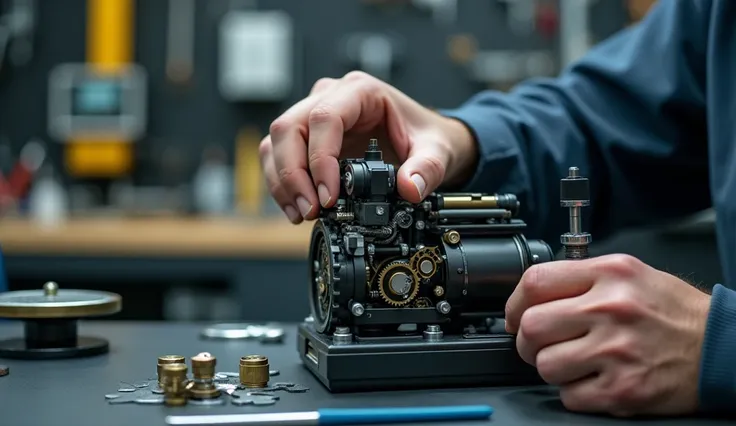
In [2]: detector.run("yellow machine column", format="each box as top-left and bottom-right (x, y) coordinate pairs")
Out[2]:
(48, 0), (147, 178)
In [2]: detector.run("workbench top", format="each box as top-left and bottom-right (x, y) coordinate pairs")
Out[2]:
(0, 322), (727, 426)
(0, 217), (312, 258)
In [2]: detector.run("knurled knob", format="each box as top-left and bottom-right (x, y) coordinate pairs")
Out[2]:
(239, 355), (269, 388)
(161, 363), (188, 406)
(157, 355), (185, 386)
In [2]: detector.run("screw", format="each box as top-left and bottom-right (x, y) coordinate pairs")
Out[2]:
(426, 325), (440, 332)
(376, 206), (384, 215)
(43, 281), (58, 296)
(436, 300), (451, 314)
(350, 302), (365, 316)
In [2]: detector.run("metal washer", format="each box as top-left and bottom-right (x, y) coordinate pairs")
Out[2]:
(0, 282), (122, 360)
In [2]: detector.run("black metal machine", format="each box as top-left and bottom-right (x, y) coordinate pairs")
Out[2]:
(297, 138), (591, 392)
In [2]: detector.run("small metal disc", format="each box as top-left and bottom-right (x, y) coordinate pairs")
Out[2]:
(188, 398), (225, 406)
(0, 284), (122, 319)
(200, 323), (284, 341)
(135, 396), (164, 405)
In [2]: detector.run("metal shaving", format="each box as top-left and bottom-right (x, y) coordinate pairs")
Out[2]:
(117, 387), (136, 392)
(269, 369), (280, 376)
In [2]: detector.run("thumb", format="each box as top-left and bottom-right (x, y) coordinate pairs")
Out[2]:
(396, 144), (449, 203)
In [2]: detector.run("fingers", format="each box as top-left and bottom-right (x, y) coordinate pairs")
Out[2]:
(559, 374), (617, 415)
(260, 135), (302, 224)
(506, 259), (604, 333)
(306, 77), (386, 208)
(395, 136), (450, 202)
(515, 296), (591, 366)
(533, 336), (600, 386)
(270, 96), (324, 220)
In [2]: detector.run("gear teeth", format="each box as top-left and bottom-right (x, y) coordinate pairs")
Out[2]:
(377, 261), (419, 307)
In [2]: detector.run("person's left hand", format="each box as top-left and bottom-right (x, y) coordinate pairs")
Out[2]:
(505, 254), (711, 417)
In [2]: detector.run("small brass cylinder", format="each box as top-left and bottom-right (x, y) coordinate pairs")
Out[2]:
(161, 363), (188, 406)
(441, 195), (498, 209)
(188, 352), (220, 399)
(190, 352), (215, 379)
(443, 230), (461, 245)
(157, 355), (185, 387)
(239, 355), (269, 388)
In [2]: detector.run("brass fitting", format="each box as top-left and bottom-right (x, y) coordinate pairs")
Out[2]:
(443, 230), (460, 245)
(239, 355), (269, 388)
(188, 352), (220, 399)
(162, 363), (189, 406)
(157, 355), (185, 387)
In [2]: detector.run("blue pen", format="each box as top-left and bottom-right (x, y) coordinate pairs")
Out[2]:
(165, 405), (494, 426)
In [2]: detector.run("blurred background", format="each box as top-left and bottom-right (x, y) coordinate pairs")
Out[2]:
(0, 0), (719, 323)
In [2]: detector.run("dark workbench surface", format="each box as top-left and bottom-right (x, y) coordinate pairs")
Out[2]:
(0, 321), (730, 426)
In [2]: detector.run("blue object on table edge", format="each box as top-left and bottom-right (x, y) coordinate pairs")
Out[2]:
(318, 405), (494, 424)
(165, 405), (494, 426)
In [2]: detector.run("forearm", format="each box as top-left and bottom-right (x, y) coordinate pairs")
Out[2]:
(439, 0), (712, 246)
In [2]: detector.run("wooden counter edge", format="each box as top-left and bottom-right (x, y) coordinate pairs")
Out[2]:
(0, 217), (313, 258)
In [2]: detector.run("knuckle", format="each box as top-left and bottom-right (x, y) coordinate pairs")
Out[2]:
(311, 77), (334, 93)
(560, 388), (591, 412)
(269, 118), (292, 137)
(258, 138), (271, 158)
(343, 70), (370, 82)
(308, 148), (338, 167)
(277, 167), (296, 184)
(521, 264), (545, 298)
(535, 351), (557, 383)
(308, 104), (337, 125)
(423, 155), (447, 180)
(602, 254), (642, 278)
(518, 308), (545, 341)
(597, 334), (639, 362)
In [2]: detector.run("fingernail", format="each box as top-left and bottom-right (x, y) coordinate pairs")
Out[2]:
(296, 196), (313, 217)
(284, 205), (300, 222)
(318, 184), (331, 207)
(410, 174), (426, 198)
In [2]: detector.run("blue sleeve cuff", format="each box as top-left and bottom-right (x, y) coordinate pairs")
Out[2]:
(437, 101), (528, 196)
(698, 283), (736, 413)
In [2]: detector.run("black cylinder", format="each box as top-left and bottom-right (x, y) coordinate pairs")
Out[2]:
(24, 319), (78, 349)
(443, 236), (554, 311)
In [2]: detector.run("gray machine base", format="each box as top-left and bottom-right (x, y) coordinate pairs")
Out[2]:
(297, 322), (543, 392)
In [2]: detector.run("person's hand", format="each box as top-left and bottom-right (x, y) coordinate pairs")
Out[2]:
(259, 71), (478, 224)
(505, 254), (711, 417)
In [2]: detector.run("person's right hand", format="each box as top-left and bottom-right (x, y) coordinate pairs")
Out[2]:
(259, 71), (478, 224)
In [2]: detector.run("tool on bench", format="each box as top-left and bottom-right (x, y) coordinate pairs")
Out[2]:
(166, 405), (494, 426)
(0, 138), (45, 210)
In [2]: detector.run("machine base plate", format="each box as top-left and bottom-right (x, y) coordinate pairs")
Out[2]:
(297, 322), (543, 392)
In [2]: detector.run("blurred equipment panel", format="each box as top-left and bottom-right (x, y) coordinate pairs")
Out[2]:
(218, 9), (294, 102)
(0, 0), (36, 71)
(47, 0), (146, 178)
(165, 0), (196, 86)
(341, 32), (404, 83)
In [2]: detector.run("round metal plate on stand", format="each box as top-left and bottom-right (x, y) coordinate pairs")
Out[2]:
(0, 282), (122, 360)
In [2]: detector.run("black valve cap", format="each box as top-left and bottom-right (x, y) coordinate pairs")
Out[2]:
(560, 177), (589, 202)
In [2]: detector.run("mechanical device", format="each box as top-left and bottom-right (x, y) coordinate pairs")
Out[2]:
(297, 138), (591, 392)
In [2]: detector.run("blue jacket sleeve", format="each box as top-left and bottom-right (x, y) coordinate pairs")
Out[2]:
(699, 284), (736, 414)
(440, 0), (712, 247)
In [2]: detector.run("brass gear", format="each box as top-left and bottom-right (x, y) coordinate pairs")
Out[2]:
(409, 246), (443, 279)
(377, 261), (420, 307)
